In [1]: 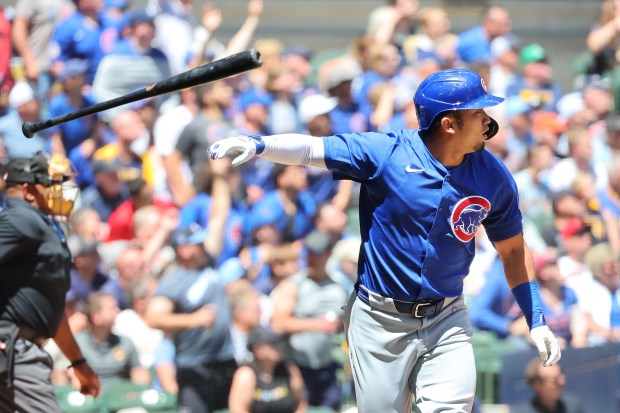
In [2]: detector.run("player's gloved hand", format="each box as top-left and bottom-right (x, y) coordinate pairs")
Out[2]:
(208, 135), (264, 167)
(530, 325), (561, 367)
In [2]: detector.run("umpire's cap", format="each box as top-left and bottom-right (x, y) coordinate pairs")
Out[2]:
(4, 152), (52, 187)
(414, 69), (504, 139)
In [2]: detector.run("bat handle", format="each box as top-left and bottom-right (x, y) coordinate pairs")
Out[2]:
(22, 122), (37, 139)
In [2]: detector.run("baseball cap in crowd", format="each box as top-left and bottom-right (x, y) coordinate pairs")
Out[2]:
(490, 36), (519, 59)
(534, 250), (557, 274)
(4, 153), (51, 187)
(128, 95), (155, 111)
(238, 89), (273, 111)
(331, 237), (361, 263)
(582, 74), (611, 93)
(8, 81), (35, 108)
(283, 45), (312, 60)
(129, 8), (154, 26)
(556, 92), (584, 122)
(104, 0), (128, 10)
(91, 159), (118, 175)
(531, 111), (566, 135)
(504, 96), (531, 118)
(58, 59), (89, 82)
(184, 48), (218, 67)
(323, 62), (360, 92)
(304, 230), (336, 256)
(246, 326), (285, 351)
(519, 43), (547, 65)
(560, 217), (589, 240)
(298, 94), (338, 124)
(245, 203), (279, 235)
(170, 223), (208, 249)
(67, 235), (99, 257)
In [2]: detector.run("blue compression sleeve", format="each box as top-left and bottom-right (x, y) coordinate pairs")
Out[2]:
(511, 281), (546, 329)
(247, 135), (265, 154)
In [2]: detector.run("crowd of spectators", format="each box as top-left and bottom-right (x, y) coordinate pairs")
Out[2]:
(0, 0), (619, 411)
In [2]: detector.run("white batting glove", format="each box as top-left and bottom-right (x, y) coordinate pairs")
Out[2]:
(208, 136), (261, 167)
(530, 325), (561, 367)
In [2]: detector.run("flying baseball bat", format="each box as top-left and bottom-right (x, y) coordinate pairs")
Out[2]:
(22, 48), (263, 138)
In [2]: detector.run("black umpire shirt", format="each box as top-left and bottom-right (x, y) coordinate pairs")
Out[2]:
(0, 197), (71, 338)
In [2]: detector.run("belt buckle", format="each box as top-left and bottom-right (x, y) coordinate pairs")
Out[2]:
(413, 302), (431, 318)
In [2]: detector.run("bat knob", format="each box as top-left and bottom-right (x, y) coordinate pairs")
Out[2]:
(22, 122), (35, 139)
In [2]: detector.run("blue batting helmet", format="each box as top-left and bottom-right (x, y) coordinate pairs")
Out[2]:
(414, 69), (504, 139)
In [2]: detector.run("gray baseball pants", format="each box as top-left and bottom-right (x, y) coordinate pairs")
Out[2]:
(0, 338), (62, 413)
(343, 291), (476, 413)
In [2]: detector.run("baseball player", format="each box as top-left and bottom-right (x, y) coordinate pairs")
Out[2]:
(208, 69), (561, 413)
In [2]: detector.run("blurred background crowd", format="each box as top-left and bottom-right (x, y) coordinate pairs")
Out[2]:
(0, 0), (619, 412)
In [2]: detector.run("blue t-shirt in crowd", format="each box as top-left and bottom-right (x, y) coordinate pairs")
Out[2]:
(0, 110), (47, 158)
(329, 102), (368, 135)
(469, 257), (519, 338)
(48, 92), (98, 154)
(540, 285), (578, 344)
(456, 26), (490, 64)
(108, 38), (168, 61)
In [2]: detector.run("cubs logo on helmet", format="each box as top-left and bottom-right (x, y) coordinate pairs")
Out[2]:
(451, 196), (491, 242)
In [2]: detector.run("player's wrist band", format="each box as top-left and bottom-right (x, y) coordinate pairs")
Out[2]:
(67, 357), (87, 369)
(511, 281), (546, 329)
(247, 134), (265, 155)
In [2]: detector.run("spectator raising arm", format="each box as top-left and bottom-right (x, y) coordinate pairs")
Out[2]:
(203, 157), (232, 259)
(226, 0), (264, 55)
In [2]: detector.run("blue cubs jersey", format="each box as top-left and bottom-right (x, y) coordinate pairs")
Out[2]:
(48, 92), (98, 154)
(245, 190), (316, 242)
(178, 193), (246, 266)
(323, 129), (523, 301)
(51, 12), (108, 83)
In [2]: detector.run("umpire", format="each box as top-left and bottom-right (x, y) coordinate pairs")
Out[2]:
(0, 152), (100, 411)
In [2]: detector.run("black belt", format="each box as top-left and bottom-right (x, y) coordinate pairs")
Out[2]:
(355, 283), (445, 319)
(18, 326), (48, 347)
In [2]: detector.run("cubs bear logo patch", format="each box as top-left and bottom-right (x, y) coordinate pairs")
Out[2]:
(451, 196), (491, 242)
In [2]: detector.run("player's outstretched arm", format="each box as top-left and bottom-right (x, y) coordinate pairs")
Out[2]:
(494, 234), (561, 367)
(208, 133), (327, 168)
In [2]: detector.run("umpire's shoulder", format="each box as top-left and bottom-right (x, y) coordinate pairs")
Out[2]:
(0, 202), (47, 236)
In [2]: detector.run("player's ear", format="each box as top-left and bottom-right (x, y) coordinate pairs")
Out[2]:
(440, 115), (457, 135)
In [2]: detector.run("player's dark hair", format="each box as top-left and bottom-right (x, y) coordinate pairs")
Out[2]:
(422, 110), (463, 137)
